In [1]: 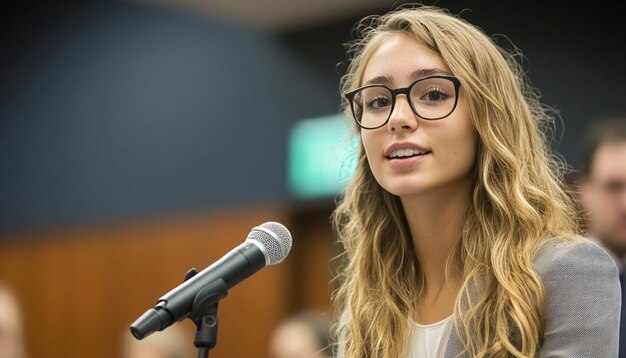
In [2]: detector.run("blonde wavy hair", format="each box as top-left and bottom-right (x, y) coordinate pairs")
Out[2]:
(331, 6), (582, 358)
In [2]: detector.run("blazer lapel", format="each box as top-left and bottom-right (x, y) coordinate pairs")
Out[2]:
(443, 327), (466, 358)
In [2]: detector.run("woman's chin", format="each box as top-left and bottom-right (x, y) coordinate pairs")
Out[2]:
(382, 181), (433, 198)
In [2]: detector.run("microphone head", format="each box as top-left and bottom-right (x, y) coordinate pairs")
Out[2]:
(246, 222), (292, 265)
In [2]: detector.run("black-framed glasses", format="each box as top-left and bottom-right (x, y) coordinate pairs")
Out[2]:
(344, 75), (461, 130)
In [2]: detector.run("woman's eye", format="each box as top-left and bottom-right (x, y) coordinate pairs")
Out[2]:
(420, 90), (448, 103)
(366, 97), (391, 110)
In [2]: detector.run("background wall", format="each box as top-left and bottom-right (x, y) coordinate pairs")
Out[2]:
(0, 1), (339, 233)
(1, 0), (624, 357)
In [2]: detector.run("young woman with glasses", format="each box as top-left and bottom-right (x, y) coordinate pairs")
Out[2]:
(332, 6), (620, 357)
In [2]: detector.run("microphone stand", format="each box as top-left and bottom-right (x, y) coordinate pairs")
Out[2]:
(185, 269), (229, 358)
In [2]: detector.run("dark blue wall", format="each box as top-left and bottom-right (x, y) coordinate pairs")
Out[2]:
(0, 1), (340, 232)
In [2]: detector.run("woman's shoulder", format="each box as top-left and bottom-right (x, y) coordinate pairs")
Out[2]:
(532, 239), (621, 356)
(533, 237), (618, 277)
(533, 237), (620, 295)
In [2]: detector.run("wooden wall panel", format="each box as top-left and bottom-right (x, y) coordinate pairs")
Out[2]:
(0, 207), (293, 358)
(288, 204), (342, 312)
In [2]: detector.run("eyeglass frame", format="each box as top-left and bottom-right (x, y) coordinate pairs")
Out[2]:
(344, 75), (462, 130)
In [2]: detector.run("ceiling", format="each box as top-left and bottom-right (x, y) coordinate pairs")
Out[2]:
(133, 0), (395, 31)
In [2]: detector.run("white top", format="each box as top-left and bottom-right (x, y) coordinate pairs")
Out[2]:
(408, 315), (454, 358)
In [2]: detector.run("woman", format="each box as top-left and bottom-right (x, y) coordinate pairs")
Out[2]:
(332, 6), (620, 357)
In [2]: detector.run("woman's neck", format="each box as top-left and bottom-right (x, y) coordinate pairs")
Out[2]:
(401, 179), (471, 295)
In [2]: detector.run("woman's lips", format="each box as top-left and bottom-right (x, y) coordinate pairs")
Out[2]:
(387, 151), (431, 169)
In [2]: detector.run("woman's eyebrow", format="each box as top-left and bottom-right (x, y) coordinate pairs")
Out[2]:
(362, 68), (453, 86)
(363, 75), (392, 86)
(409, 68), (453, 81)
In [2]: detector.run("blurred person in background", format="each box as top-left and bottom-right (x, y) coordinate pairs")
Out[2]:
(268, 311), (331, 358)
(577, 117), (626, 357)
(0, 283), (27, 358)
(122, 323), (193, 358)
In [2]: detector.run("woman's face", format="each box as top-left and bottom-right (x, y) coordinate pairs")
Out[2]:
(359, 33), (477, 198)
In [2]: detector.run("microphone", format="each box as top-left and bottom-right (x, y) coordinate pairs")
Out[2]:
(129, 221), (292, 340)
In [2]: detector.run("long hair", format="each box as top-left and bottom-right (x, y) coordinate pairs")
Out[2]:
(331, 6), (582, 357)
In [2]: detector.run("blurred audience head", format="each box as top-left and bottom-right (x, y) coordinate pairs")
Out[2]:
(0, 283), (27, 358)
(269, 311), (331, 358)
(122, 323), (192, 358)
(578, 117), (626, 257)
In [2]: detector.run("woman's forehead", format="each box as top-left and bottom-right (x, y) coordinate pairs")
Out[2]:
(361, 32), (451, 86)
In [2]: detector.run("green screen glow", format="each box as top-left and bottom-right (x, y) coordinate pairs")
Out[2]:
(288, 114), (358, 198)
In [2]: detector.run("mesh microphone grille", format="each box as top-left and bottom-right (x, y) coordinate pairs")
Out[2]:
(247, 222), (292, 265)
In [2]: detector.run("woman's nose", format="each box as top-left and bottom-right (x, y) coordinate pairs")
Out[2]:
(387, 94), (418, 132)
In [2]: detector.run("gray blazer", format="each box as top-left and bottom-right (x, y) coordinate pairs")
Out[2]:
(443, 240), (621, 357)
(338, 240), (621, 357)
